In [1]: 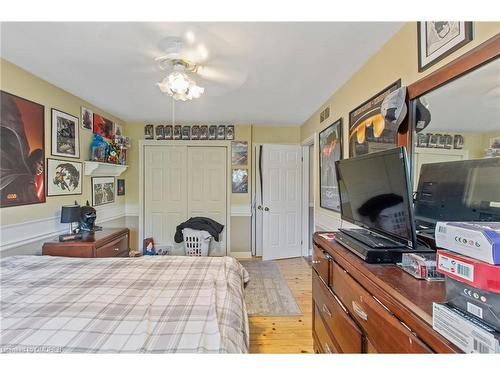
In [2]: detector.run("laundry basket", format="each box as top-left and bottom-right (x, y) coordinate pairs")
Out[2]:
(182, 228), (212, 256)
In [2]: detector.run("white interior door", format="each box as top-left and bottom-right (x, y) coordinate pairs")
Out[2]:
(262, 144), (303, 261)
(187, 146), (227, 255)
(144, 146), (187, 247)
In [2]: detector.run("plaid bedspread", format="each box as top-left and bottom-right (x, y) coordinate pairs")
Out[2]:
(0, 255), (249, 353)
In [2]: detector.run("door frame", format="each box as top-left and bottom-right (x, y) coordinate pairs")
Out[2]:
(301, 133), (316, 257)
(138, 140), (232, 254)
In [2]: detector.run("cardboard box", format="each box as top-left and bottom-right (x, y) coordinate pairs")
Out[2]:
(436, 250), (500, 293)
(435, 222), (500, 265)
(445, 276), (500, 331)
(433, 303), (500, 353)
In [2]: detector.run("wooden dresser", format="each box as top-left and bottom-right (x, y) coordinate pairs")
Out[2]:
(42, 228), (130, 258)
(312, 232), (461, 354)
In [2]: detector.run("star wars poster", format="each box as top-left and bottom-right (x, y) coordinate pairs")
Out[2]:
(348, 80), (401, 158)
(1, 91), (45, 207)
(319, 118), (343, 211)
(46, 158), (82, 196)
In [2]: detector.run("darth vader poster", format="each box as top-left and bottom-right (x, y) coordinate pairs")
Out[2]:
(1, 91), (45, 207)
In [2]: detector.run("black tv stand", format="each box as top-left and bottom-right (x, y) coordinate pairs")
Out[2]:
(338, 228), (402, 249)
(335, 230), (412, 264)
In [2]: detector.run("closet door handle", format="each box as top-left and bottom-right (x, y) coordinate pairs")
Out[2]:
(257, 205), (263, 210)
(264, 207), (270, 212)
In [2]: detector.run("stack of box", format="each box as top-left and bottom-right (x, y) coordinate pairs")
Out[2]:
(433, 221), (500, 353)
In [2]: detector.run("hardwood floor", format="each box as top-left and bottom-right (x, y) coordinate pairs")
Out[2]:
(245, 257), (313, 354)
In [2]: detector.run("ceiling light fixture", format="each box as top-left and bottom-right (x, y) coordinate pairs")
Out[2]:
(156, 60), (205, 101)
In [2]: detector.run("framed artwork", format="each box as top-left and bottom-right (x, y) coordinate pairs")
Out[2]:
(226, 125), (235, 140)
(46, 158), (82, 196)
(209, 125), (217, 140)
(0, 91), (46, 207)
(81, 106), (93, 130)
(114, 123), (123, 137)
(217, 125), (226, 140)
(319, 118), (343, 212)
(117, 179), (125, 196)
(200, 125), (208, 140)
(231, 141), (248, 165)
(418, 22), (473, 72)
(232, 169), (248, 193)
(155, 125), (164, 140)
(191, 125), (200, 140)
(348, 79), (401, 158)
(174, 125), (182, 140)
(165, 125), (173, 140)
(52, 108), (80, 159)
(182, 126), (190, 140)
(144, 124), (154, 139)
(91, 176), (115, 206)
(93, 114), (114, 139)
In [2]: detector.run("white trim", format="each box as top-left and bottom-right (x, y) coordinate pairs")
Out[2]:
(301, 133), (316, 256)
(315, 210), (343, 231)
(0, 204), (126, 252)
(230, 251), (252, 259)
(138, 140), (231, 255)
(125, 203), (140, 216)
(231, 204), (252, 217)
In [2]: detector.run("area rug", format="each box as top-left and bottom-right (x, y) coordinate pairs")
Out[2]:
(239, 260), (302, 316)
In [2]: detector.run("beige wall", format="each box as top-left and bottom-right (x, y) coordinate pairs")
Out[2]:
(122, 123), (300, 252)
(301, 22), (500, 225)
(0, 59), (126, 230)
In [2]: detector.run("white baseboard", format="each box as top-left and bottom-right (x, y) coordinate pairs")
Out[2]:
(230, 251), (253, 259)
(0, 204), (126, 252)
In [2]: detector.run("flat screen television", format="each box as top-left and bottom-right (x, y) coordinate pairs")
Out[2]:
(335, 147), (417, 249)
(415, 158), (500, 226)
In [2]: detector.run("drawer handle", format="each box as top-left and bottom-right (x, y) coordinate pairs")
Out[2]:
(312, 260), (321, 264)
(322, 304), (332, 318)
(114, 247), (120, 252)
(352, 301), (368, 321)
(324, 342), (332, 354)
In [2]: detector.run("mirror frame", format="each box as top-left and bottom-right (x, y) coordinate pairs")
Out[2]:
(400, 33), (500, 181)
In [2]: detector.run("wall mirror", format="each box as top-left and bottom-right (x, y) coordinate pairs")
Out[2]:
(409, 54), (500, 229)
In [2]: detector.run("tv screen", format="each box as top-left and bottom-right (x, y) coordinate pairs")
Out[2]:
(415, 158), (500, 225)
(335, 147), (417, 248)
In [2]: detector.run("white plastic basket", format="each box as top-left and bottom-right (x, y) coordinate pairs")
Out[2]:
(182, 228), (212, 256)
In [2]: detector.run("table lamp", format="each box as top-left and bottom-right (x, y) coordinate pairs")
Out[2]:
(59, 204), (82, 241)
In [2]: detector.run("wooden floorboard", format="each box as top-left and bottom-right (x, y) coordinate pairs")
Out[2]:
(244, 257), (313, 354)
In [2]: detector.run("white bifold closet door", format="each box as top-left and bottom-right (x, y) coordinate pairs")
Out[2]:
(144, 145), (227, 255)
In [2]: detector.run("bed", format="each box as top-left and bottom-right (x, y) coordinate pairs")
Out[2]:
(0, 255), (249, 353)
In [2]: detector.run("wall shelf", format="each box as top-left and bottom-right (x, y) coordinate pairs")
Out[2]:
(84, 161), (128, 177)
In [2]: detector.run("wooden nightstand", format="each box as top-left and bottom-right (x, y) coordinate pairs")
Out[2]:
(42, 228), (130, 258)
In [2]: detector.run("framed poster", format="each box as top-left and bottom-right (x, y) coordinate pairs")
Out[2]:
(173, 125), (182, 140)
(155, 125), (164, 140)
(319, 118), (343, 212)
(208, 125), (217, 140)
(117, 179), (125, 196)
(0, 91), (46, 207)
(81, 106), (93, 130)
(91, 176), (115, 206)
(217, 125), (226, 140)
(418, 22), (473, 72)
(191, 125), (200, 140)
(200, 125), (208, 140)
(144, 124), (154, 139)
(232, 169), (248, 193)
(114, 123), (124, 137)
(182, 126), (190, 140)
(46, 158), (82, 196)
(226, 125), (234, 140)
(52, 108), (80, 159)
(231, 141), (248, 165)
(164, 125), (173, 140)
(93, 113), (114, 139)
(348, 79), (401, 158)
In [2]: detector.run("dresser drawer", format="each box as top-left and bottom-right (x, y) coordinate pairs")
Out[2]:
(314, 304), (340, 354)
(95, 234), (129, 257)
(313, 272), (363, 353)
(312, 244), (330, 284)
(330, 260), (432, 353)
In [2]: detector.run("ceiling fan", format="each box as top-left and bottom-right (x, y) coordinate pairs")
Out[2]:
(155, 34), (247, 101)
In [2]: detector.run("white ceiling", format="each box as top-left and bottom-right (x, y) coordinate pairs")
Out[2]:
(423, 58), (500, 133)
(0, 22), (403, 125)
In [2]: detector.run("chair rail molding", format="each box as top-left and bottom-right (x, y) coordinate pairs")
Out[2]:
(0, 203), (126, 252)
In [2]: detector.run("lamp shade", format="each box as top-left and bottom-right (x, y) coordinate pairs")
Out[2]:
(60, 205), (81, 223)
